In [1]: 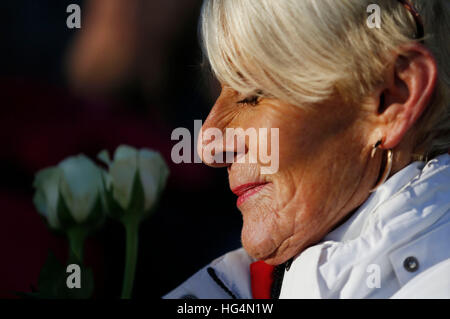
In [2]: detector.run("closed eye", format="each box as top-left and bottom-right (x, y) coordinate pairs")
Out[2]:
(237, 96), (258, 106)
(237, 92), (263, 106)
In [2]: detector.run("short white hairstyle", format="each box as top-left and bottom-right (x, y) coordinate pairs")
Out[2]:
(200, 0), (450, 159)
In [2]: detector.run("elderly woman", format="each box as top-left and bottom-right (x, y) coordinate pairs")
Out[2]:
(165, 0), (450, 299)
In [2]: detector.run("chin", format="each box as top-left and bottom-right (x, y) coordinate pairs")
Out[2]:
(261, 246), (295, 266)
(242, 228), (301, 266)
(241, 228), (285, 265)
(245, 246), (291, 266)
(242, 234), (271, 260)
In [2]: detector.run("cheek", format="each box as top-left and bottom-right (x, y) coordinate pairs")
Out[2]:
(237, 102), (369, 262)
(278, 132), (369, 236)
(250, 131), (368, 262)
(237, 114), (329, 260)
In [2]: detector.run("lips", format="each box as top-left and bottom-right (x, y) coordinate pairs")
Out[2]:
(232, 182), (268, 207)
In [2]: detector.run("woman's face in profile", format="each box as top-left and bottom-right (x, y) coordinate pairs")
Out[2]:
(199, 84), (381, 265)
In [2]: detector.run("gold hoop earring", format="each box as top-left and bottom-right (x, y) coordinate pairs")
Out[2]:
(370, 141), (393, 193)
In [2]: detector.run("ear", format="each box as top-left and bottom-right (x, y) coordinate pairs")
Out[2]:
(377, 43), (437, 149)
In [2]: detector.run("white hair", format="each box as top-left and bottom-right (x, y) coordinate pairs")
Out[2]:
(200, 0), (450, 159)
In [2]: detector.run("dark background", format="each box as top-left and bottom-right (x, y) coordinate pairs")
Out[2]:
(0, 0), (242, 298)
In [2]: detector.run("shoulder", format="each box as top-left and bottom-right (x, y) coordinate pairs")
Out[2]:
(388, 213), (450, 298)
(391, 258), (450, 299)
(162, 248), (254, 299)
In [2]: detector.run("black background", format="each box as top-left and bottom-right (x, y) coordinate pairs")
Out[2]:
(0, 0), (242, 299)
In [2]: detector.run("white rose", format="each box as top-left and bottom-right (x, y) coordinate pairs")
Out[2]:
(99, 145), (169, 218)
(33, 155), (105, 230)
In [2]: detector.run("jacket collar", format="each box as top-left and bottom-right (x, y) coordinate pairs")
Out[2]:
(324, 158), (426, 242)
(209, 247), (254, 299)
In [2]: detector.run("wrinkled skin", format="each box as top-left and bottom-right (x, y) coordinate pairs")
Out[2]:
(198, 44), (437, 265)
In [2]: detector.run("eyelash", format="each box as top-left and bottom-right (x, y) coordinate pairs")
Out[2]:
(237, 95), (260, 106)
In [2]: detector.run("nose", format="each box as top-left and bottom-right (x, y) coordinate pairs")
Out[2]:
(196, 96), (247, 168)
(197, 127), (247, 168)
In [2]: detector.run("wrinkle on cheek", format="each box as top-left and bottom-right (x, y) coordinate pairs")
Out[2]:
(204, 105), (239, 132)
(274, 172), (298, 213)
(273, 175), (330, 261)
(265, 169), (306, 251)
(203, 88), (245, 132)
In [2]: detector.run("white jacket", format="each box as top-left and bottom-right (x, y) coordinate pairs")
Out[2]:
(164, 154), (450, 299)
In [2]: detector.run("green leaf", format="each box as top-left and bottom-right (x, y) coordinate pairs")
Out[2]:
(102, 173), (125, 220)
(57, 191), (76, 230)
(126, 170), (145, 219)
(67, 227), (87, 263)
(83, 194), (105, 231)
(97, 150), (112, 167)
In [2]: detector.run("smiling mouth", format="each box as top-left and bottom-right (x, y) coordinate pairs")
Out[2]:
(232, 182), (269, 207)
